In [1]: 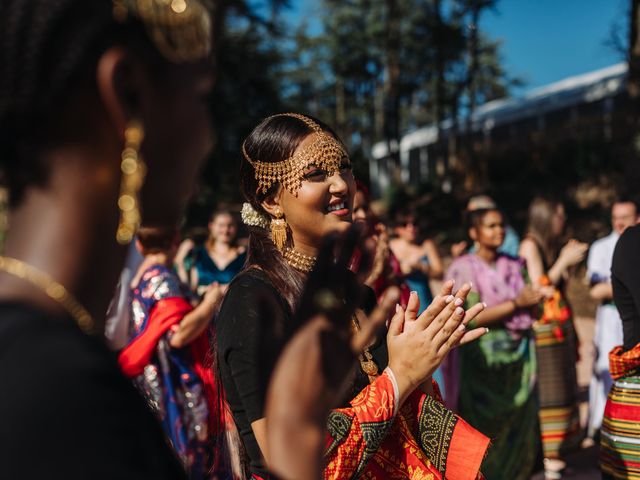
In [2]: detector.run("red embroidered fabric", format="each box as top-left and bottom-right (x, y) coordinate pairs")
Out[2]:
(323, 373), (489, 479)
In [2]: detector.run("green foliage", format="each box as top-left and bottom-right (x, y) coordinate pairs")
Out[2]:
(189, 0), (515, 227)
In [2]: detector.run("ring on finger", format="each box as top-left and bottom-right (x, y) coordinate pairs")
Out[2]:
(314, 288), (342, 311)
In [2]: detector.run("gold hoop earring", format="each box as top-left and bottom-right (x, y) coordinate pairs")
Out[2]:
(116, 120), (147, 245)
(270, 208), (288, 252)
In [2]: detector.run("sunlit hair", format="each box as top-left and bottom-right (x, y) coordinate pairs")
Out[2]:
(136, 225), (178, 254)
(525, 196), (563, 266)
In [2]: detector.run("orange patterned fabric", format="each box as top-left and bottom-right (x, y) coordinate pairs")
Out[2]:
(609, 342), (640, 380)
(323, 374), (489, 480)
(537, 275), (572, 342)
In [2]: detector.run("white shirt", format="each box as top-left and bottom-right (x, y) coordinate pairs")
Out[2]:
(587, 231), (619, 286)
(586, 230), (623, 351)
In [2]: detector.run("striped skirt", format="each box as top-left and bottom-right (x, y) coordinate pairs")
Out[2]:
(600, 375), (640, 479)
(534, 320), (582, 458)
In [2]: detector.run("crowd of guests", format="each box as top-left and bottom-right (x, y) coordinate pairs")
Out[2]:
(1, 2), (640, 480)
(105, 170), (640, 480)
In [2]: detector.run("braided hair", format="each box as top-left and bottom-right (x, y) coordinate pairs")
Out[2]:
(0, 0), (165, 206)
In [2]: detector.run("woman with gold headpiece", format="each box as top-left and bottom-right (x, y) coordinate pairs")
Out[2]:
(215, 113), (491, 480)
(0, 0), (217, 478)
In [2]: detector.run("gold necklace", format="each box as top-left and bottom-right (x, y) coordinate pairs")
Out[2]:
(0, 256), (95, 335)
(351, 315), (379, 383)
(283, 247), (317, 273)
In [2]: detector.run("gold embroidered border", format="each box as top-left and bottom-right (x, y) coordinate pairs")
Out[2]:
(418, 395), (458, 474)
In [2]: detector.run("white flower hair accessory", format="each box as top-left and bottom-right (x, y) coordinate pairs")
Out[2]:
(241, 202), (270, 229)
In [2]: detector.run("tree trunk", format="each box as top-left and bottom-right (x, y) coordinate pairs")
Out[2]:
(335, 76), (347, 142)
(464, 7), (481, 190)
(433, 0), (447, 183)
(383, 0), (401, 165)
(626, 0), (640, 187)
(628, 0), (640, 100)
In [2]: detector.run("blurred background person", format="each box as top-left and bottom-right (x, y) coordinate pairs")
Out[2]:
(390, 209), (443, 308)
(587, 198), (639, 441)
(390, 209), (446, 389)
(519, 196), (588, 475)
(601, 223), (640, 479)
(451, 194), (521, 258)
(118, 226), (226, 479)
(105, 241), (144, 349)
(446, 207), (542, 480)
(352, 181), (410, 306)
(176, 209), (246, 297)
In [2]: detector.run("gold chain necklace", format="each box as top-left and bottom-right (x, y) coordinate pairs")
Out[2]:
(351, 315), (379, 383)
(283, 247), (317, 273)
(0, 256), (95, 335)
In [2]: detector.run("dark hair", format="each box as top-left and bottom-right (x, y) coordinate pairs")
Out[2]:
(239, 113), (339, 311)
(613, 195), (640, 213)
(392, 209), (417, 230)
(465, 207), (501, 230)
(0, 0), (168, 206)
(136, 225), (178, 254)
(465, 207), (503, 244)
(525, 195), (563, 266)
(355, 180), (371, 202)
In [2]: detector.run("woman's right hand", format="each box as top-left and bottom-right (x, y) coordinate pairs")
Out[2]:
(201, 281), (224, 309)
(387, 282), (486, 403)
(558, 239), (588, 268)
(514, 285), (544, 308)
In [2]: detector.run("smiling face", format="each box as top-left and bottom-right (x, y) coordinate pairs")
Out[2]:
(394, 217), (418, 243)
(612, 202), (639, 235)
(352, 190), (370, 224)
(470, 210), (505, 250)
(209, 212), (237, 244)
(278, 133), (355, 252)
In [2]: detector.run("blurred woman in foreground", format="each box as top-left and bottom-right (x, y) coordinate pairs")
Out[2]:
(0, 0), (216, 477)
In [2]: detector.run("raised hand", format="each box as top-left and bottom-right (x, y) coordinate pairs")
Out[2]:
(387, 281), (486, 404)
(265, 227), (399, 480)
(558, 239), (588, 268)
(514, 285), (544, 309)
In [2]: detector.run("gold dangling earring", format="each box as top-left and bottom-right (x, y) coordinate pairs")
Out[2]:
(270, 208), (288, 252)
(116, 120), (147, 245)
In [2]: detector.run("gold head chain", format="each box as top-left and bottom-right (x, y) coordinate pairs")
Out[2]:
(241, 113), (350, 196)
(112, 0), (213, 63)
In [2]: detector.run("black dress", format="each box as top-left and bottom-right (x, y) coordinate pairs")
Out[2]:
(216, 268), (385, 478)
(0, 303), (187, 480)
(612, 224), (640, 350)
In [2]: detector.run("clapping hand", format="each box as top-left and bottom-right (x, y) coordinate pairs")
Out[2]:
(387, 282), (486, 402)
(265, 227), (399, 480)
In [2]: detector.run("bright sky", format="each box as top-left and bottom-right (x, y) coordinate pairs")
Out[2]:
(285, 0), (626, 93)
